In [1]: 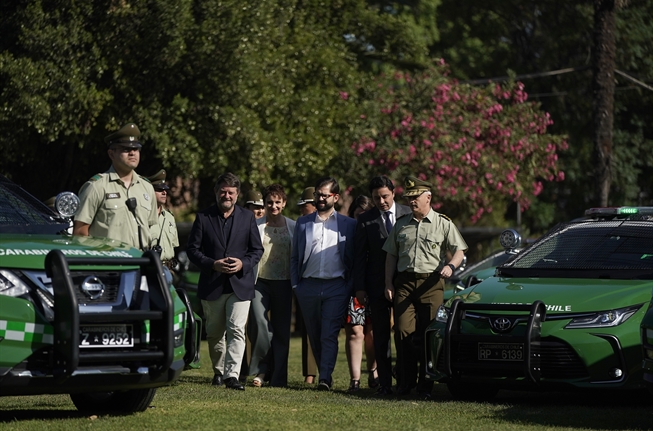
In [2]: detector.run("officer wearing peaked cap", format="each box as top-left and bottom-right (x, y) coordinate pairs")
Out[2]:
(147, 169), (179, 265)
(74, 123), (158, 251)
(297, 187), (316, 217)
(245, 190), (265, 219)
(382, 175), (467, 399)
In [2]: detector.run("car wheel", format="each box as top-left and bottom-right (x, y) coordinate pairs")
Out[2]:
(447, 382), (498, 401)
(70, 388), (157, 413)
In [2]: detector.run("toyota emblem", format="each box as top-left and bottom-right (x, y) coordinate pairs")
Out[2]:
(81, 276), (105, 300)
(493, 317), (512, 332)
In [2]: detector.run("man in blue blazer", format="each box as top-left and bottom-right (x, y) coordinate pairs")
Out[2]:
(187, 173), (263, 390)
(353, 176), (411, 395)
(290, 176), (356, 391)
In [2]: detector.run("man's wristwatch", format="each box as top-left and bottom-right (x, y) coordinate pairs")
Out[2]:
(446, 263), (456, 272)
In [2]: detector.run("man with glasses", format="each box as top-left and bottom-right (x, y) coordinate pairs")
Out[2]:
(290, 176), (356, 391)
(74, 123), (158, 251)
(146, 169), (179, 269)
(383, 176), (467, 400)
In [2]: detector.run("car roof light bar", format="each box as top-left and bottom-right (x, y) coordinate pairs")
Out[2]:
(584, 207), (653, 216)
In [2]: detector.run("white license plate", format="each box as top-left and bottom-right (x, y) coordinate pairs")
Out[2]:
(478, 342), (524, 361)
(80, 324), (134, 348)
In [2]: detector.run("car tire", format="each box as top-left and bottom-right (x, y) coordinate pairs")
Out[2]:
(447, 382), (498, 401)
(70, 388), (157, 413)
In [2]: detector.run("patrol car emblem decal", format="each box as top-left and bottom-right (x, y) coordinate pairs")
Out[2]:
(492, 317), (512, 332)
(144, 193), (150, 201)
(81, 276), (105, 300)
(106, 192), (120, 199)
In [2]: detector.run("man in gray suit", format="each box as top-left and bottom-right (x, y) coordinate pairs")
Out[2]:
(353, 176), (411, 396)
(290, 176), (356, 391)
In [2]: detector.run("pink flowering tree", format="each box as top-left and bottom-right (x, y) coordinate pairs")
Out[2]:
(344, 61), (568, 224)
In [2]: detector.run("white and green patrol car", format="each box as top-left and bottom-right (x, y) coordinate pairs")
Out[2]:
(426, 207), (653, 400)
(0, 175), (199, 413)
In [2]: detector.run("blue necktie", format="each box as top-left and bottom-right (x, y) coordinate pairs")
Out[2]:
(385, 211), (393, 234)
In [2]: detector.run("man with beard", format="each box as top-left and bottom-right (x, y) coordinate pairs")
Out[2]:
(74, 123), (157, 250)
(383, 176), (467, 400)
(290, 176), (356, 391)
(187, 173), (264, 390)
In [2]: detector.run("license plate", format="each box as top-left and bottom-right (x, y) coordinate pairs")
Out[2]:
(80, 324), (134, 348)
(478, 342), (523, 361)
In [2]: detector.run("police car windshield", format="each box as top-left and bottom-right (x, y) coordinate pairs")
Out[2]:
(0, 175), (69, 235)
(499, 219), (653, 279)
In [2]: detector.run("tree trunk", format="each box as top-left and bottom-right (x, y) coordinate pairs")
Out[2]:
(592, 0), (617, 207)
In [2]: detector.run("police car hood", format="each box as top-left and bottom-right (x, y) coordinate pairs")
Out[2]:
(453, 276), (653, 314)
(0, 234), (141, 269)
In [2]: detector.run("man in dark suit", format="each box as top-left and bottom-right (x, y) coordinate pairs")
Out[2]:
(187, 173), (264, 390)
(290, 176), (356, 391)
(353, 176), (411, 396)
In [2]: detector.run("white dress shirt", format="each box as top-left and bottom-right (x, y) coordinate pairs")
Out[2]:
(302, 210), (345, 279)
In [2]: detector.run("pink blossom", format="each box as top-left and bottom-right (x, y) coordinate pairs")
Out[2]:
(339, 91), (349, 100)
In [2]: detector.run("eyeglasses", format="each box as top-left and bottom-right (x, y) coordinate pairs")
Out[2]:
(313, 192), (335, 200)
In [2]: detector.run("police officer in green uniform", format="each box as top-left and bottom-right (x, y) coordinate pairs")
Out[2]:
(73, 123), (158, 251)
(383, 176), (467, 399)
(146, 169), (180, 267)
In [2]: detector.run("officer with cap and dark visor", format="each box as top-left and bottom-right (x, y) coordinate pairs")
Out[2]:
(245, 190), (265, 219)
(382, 175), (468, 400)
(146, 169), (180, 268)
(74, 123), (158, 251)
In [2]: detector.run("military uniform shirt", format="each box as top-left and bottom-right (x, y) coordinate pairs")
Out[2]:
(151, 209), (180, 261)
(382, 208), (468, 273)
(76, 166), (158, 250)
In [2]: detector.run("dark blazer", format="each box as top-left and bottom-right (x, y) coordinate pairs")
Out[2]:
(186, 204), (264, 301)
(353, 204), (412, 303)
(290, 211), (357, 292)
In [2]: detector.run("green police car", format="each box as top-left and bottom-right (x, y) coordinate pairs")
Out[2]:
(642, 297), (653, 394)
(0, 175), (198, 413)
(426, 207), (653, 399)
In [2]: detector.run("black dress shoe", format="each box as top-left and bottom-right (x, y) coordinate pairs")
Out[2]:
(224, 377), (245, 391)
(395, 385), (413, 396)
(317, 379), (332, 391)
(347, 379), (360, 393)
(374, 386), (393, 396)
(211, 374), (223, 386)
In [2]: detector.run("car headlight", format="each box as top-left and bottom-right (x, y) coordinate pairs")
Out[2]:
(0, 269), (30, 298)
(436, 305), (449, 323)
(565, 305), (641, 329)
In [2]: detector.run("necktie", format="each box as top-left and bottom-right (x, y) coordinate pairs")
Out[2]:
(385, 211), (393, 234)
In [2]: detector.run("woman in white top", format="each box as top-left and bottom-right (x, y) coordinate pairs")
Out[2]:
(247, 184), (296, 387)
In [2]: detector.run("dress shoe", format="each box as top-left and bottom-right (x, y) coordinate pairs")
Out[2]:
(347, 379), (360, 393)
(211, 374), (223, 386)
(317, 379), (332, 391)
(367, 368), (379, 389)
(395, 385), (413, 396)
(374, 386), (393, 396)
(224, 377), (245, 391)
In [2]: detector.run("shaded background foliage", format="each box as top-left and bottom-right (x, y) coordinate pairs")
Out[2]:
(1, 0), (650, 231)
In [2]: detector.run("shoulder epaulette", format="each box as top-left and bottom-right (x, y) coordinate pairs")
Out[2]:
(142, 176), (151, 183)
(439, 213), (452, 222)
(88, 173), (104, 182)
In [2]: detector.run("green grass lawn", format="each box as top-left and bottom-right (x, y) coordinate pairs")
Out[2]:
(1, 333), (651, 431)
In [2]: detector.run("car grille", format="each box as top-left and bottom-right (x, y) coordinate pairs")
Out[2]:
(439, 337), (588, 379)
(71, 271), (121, 304)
